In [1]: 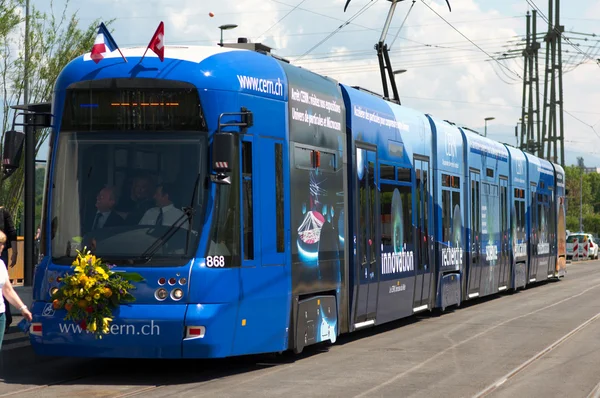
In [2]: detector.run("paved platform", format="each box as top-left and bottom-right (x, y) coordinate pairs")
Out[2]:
(1, 260), (600, 397)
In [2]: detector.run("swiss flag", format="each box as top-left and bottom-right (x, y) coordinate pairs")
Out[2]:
(147, 21), (165, 62)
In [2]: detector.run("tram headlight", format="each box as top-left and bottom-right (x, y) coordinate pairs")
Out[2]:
(155, 288), (168, 301)
(179, 278), (187, 285)
(171, 288), (184, 301)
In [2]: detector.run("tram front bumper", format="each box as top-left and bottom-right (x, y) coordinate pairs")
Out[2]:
(27, 301), (235, 359)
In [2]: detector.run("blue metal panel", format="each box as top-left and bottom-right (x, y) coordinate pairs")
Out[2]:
(339, 84), (431, 165)
(524, 152), (555, 283)
(427, 115), (465, 310)
(52, 49), (288, 132)
(429, 117), (465, 269)
(183, 302), (238, 358)
(340, 84), (432, 325)
(461, 129), (509, 299)
(280, 62), (346, 345)
(505, 145), (528, 289)
(34, 48), (293, 359)
(231, 132), (291, 356)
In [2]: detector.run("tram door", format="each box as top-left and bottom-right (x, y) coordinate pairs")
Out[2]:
(537, 192), (551, 278)
(498, 177), (510, 289)
(355, 146), (379, 322)
(413, 158), (433, 311)
(548, 188), (557, 276)
(468, 170), (482, 297)
(529, 183), (539, 281)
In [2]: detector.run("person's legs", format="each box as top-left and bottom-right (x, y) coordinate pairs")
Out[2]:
(0, 312), (6, 350)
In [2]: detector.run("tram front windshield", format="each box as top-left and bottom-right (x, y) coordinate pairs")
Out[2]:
(50, 79), (208, 266)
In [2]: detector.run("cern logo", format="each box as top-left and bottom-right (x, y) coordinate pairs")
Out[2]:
(42, 303), (55, 317)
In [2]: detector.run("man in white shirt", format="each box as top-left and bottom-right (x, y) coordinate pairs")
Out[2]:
(138, 183), (189, 230)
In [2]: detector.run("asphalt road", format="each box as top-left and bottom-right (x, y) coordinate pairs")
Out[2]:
(2, 259), (600, 398)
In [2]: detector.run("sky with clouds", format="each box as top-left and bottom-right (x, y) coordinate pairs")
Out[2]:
(30, 0), (600, 166)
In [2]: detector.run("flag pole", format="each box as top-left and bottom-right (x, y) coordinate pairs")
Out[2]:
(140, 47), (149, 62)
(118, 47), (128, 63)
(141, 21), (163, 63)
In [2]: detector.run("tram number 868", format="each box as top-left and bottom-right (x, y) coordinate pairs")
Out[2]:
(206, 256), (226, 268)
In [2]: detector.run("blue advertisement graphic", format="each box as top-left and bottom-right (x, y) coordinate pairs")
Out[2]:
(392, 188), (403, 253)
(283, 63), (345, 297)
(316, 304), (338, 344)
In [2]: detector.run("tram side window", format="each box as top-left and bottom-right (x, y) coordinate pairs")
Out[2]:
(452, 191), (460, 242)
(398, 167), (411, 183)
(207, 153), (240, 262)
(369, 161), (376, 262)
(442, 190), (451, 243)
(423, 167), (429, 264)
(416, 168), (422, 261)
(275, 143), (284, 253)
(380, 183), (413, 252)
(471, 180), (480, 238)
(501, 184), (507, 233)
(518, 201), (526, 240)
(380, 164), (395, 180)
(242, 142), (254, 260)
(471, 181), (475, 245)
(294, 146), (313, 169)
(547, 192), (555, 240)
(320, 151), (337, 172)
(359, 163), (368, 263)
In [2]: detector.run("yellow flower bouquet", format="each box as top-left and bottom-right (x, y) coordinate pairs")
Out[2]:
(51, 248), (144, 339)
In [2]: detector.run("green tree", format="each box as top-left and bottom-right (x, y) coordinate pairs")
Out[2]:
(583, 213), (600, 237)
(0, 0), (109, 223)
(566, 215), (579, 232)
(35, 165), (45, 228)
(587, 172), (600, 213)
(565, 164), (593, 230)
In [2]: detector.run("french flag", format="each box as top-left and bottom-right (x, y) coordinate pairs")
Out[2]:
(90, 22), (127, 64)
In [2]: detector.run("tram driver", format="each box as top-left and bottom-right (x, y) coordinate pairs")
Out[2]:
(138, 183), (189, 230)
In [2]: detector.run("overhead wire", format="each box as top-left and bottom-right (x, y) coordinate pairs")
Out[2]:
(525, 0), (600, 68)
(564, 110), (600, 142)
(256, 0), (309, 41)
(419, 0), (523, 80)
(294, 37), (524, 65)
(389, 0), (417, 50)
(295, 0), (380, 61)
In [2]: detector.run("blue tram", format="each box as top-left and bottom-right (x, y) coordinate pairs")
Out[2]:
(9, 40), (566, 359)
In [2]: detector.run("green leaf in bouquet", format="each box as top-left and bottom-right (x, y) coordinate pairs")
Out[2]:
(118, 272), (145, 283)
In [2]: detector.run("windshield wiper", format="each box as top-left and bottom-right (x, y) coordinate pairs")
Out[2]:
(137, 173), (201, 264)
(185, 173), (202, 254)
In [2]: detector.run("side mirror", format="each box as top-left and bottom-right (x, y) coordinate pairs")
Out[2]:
(211, 132), (238, 185)
(2, 130), (25, 179)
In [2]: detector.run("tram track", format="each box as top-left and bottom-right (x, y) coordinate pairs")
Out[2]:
(587, 379), (600, 398)
(0, 353), (295, 397)
(353, 279), (600, 398)
(473, 310), (600, 397)
(0, 374), (94, 397)
(0, 372), (167, 398)
(112, 385), (167, 397)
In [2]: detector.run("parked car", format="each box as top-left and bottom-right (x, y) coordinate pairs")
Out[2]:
(566, 233), (599, 260)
